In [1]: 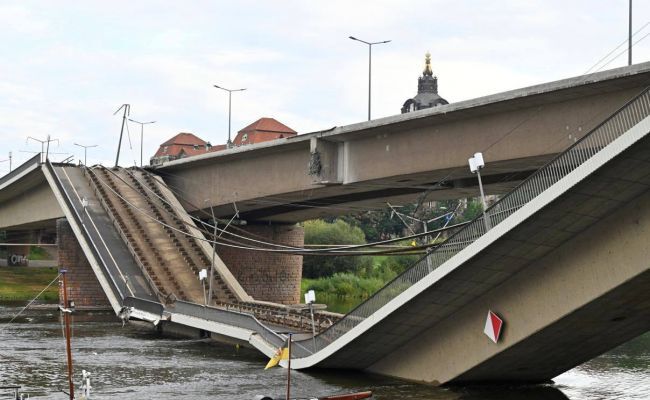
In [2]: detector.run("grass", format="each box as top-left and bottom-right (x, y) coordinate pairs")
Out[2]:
(0, 267), (60, 302)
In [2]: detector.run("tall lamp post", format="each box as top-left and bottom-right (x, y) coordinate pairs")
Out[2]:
(349, 36), (391, 121)
(213, 85), (246, 147)
(73, 143), (98, 166)
(26, 135), (59, 162)
(128, 119), (156, 167)
(468, 152), (491, 232)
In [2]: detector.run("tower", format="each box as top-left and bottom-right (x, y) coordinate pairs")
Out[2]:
(401, 52), (448, 114)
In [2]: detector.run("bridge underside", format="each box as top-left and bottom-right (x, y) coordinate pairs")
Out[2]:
(314, 126), (650, 384)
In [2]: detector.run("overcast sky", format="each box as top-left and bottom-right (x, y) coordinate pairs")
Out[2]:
(1, 0), (649, 173)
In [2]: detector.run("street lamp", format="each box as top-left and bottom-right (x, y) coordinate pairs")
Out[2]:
(468, 152), (491, 232)
(349, 36), (391, 121)
(213, 85), (246, 147)
(26, 135), (59, 162)
(73, 143), (98, 166)
(128, 119), (156, 167)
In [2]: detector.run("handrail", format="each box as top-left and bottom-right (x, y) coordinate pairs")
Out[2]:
(44, 161), (125, 301)
(303, 86), (650, 353)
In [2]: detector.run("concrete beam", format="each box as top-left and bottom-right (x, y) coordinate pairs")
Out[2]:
(368, 187), (650, 384)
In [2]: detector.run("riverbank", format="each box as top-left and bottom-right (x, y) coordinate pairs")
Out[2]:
(0, 267), (59, 302)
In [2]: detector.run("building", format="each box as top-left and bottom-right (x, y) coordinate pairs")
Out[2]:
(150, 133), (225, 166)
(401, 52), (448, 113)
(150, 118), (297, 166)
(232, 117), (297, 146)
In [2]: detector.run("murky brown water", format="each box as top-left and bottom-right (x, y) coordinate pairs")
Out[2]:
(0, 304), (648, 399)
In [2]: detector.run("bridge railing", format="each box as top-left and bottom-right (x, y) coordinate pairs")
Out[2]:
(45, 161), (126, 302)
(303, 87), (650, 353)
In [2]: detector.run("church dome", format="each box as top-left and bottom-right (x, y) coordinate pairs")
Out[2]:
(401, 52), (448, 114)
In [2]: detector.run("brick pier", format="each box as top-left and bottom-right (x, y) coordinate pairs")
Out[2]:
(216, 223), (303, 304)
(57, 218), (111, 308)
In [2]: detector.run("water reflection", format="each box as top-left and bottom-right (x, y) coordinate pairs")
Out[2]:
(0, 304), (648, 400)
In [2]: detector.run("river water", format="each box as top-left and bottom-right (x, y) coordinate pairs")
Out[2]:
(0, 304), (648, 400)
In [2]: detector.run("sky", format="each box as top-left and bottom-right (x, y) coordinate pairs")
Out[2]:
(1, 0), (649, 174)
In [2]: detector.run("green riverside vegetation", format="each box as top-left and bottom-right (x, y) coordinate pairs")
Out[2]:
(301, 200), (485, 314)
(0, 267), (59, 302)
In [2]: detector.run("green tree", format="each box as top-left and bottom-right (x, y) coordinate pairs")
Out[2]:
(303, 219), (372, 278)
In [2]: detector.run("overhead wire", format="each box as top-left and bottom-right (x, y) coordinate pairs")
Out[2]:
(93, 166), (466, 255)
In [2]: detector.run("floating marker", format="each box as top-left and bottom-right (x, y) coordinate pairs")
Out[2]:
(484, 310), (503, 343)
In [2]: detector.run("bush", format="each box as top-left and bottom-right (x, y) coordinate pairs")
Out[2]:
(302, 219), (372, 279)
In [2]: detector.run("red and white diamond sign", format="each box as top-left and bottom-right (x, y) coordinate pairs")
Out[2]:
(484, 310), (503, 343)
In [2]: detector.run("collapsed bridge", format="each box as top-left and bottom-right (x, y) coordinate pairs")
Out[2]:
(1, 64), (650, 384)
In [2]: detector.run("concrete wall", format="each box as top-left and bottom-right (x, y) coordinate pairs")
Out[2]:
(368, 187), (650, 384)
(57, 218), (111, 309)
(216, 224), (304, 304)
(0, 182), (63, 229)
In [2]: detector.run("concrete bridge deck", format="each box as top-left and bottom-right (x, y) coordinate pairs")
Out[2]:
(1, 68), (649, 385)
(155, 62), (650, 223)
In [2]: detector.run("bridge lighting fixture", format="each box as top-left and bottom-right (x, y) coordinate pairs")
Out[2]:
(468, 152), (491, 231)
(214, 85), (246, 147)
(349, 36), (391, 121)
(73, 143), (98, 166)
(128, 119), (156, 167)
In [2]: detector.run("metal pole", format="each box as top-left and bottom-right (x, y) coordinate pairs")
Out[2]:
(228, 91), (232, 146)
(114, 104), (130, 167)
(286, 333), (292, 400)
(61, 270), (75, 400)
(368, 44), (372, 121)
(309, 302), (316, 352)
(476, 169), (491, 231)
(629, 0), (633, 66)
(8, 152), (11, 172)
(45, 135), (51, 161)
(208, 205), (217, 304)
(140, 123), (144, 167)
(84, 148), (87, 166)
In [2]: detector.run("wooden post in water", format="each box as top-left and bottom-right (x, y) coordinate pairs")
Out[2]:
(61, 270), (75, 400)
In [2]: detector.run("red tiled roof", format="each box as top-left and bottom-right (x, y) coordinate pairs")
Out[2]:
(152, 132), (222, 159)
(233, 117), (297, 146)
(160, 132), (207, 147)
(238, 118), (297, 135)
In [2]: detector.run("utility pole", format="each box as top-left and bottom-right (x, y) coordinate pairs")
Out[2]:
(113, 104), (131, 167)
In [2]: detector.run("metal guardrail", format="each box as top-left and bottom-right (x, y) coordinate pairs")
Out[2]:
(304, 87), (650, 352)
(170, 300), (298, 352)
(45, 162), (126, 301)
